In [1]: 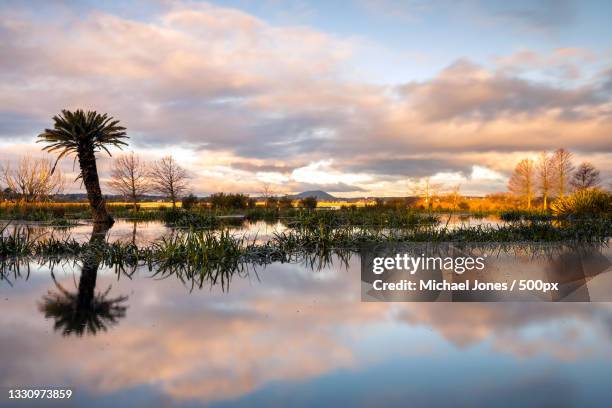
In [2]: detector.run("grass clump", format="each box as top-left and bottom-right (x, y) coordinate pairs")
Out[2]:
(161, 210), (220, 228)
(0, 224), (40, 257)
(287, 208), (439, 230)
(551, 189), (611, 218)
(499, 210), (554, 223)
(149, 229), (259, 290)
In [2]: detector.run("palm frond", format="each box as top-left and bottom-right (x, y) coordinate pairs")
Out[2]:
(37, 109), (129, 173)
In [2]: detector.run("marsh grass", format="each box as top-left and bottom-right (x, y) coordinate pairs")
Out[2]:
(148, 230), (264, 291)
(499, 210), (555, 223)
(161, 210), (220, 228)
(286, 208), (439, 230)
(1, 215), (610, 290)
(1, 203), (441, 228)
(2, 218), (609, 261)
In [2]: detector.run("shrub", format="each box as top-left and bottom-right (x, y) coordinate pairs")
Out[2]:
(278, 196), (293, 209)
(300, 196), (317, 209)
(181, 194), (199, 210)
(458, 201), (470, 211)
(551, 189), (611, 217)
(162, 209), (219, 228)
(500, 210), (553, 223)
(264, 197), (279, 208)
(208, 193), (251, 210)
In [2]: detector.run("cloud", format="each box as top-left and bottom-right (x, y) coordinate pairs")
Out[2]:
(483, 0), (576, 33)
(346, 157), (472, 178)
(0, 2), (610, 196)
(399, 59), (605, 121)
(494, 48), (596, 80)
(291, 182), (367, 193)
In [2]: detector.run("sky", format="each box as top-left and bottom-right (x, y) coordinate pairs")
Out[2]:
(0, 0), (611, 197)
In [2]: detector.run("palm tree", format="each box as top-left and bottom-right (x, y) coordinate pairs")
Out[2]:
(38, 109), (128, 225)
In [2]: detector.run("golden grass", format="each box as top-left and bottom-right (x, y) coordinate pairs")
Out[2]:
(0, 202), (87, 208)
(109, 201), (180, 208)
(1, 197), (524, 211)
(0, 201), (180, 209)
(316, 200), (372, 208)
(252, 200), (374, 208)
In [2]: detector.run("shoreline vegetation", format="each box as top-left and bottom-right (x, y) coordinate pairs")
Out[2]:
(1, 210), (610, 267)
(1, 188), (610, 223)
(1, 216), (609, 290)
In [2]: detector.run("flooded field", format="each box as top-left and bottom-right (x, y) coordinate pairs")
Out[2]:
(0, 215), (503, 242)
(1, 220), (611, 407)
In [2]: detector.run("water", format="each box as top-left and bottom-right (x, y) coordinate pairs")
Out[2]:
(0, 219), (285, 245)
(1, 221), (611, 407)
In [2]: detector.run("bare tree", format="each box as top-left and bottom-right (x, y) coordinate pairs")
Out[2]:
(148, 156), (189, 208)
(571, 162), (601, 191)
(1, 156), (65, 202)
(108, 152), (151, 210)
(536, 152), (554, 210)
(445, 184), (462, 211)
(410, 177), (441, 209)
(508, 158), (535, 209)
(551, 148), (574, 199)
(260, 183), (278, 208)
(260, 183), (276, 199)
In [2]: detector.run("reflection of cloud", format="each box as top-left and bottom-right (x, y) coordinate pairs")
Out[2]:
(0, 262), (386, 403)
(394, 303), (612, 359)
(468, 373), (576, 408)
(76, 307), (358, 400)
(2, 253), (612, 404)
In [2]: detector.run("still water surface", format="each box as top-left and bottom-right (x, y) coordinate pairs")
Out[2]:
(1, 221), (611, 407)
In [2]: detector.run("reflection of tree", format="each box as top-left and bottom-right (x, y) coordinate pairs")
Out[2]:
(131, 220), (137, 245)
(38, 224), (128, 336)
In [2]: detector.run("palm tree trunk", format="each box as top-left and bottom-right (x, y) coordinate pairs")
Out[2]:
(78, 147), (114, 225)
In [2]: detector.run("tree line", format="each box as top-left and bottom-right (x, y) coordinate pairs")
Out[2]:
(0, 109), (607, 223)
(508, 148), (602, 209)
(1, 153), (191, 210)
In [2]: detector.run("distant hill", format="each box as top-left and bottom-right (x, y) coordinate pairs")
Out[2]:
(293, 190), (338, 200)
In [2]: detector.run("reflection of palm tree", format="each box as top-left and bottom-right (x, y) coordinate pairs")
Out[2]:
(38, 224), (128, 336)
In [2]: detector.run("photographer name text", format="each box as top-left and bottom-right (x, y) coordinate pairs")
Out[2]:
(372, 279), (559, 293)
